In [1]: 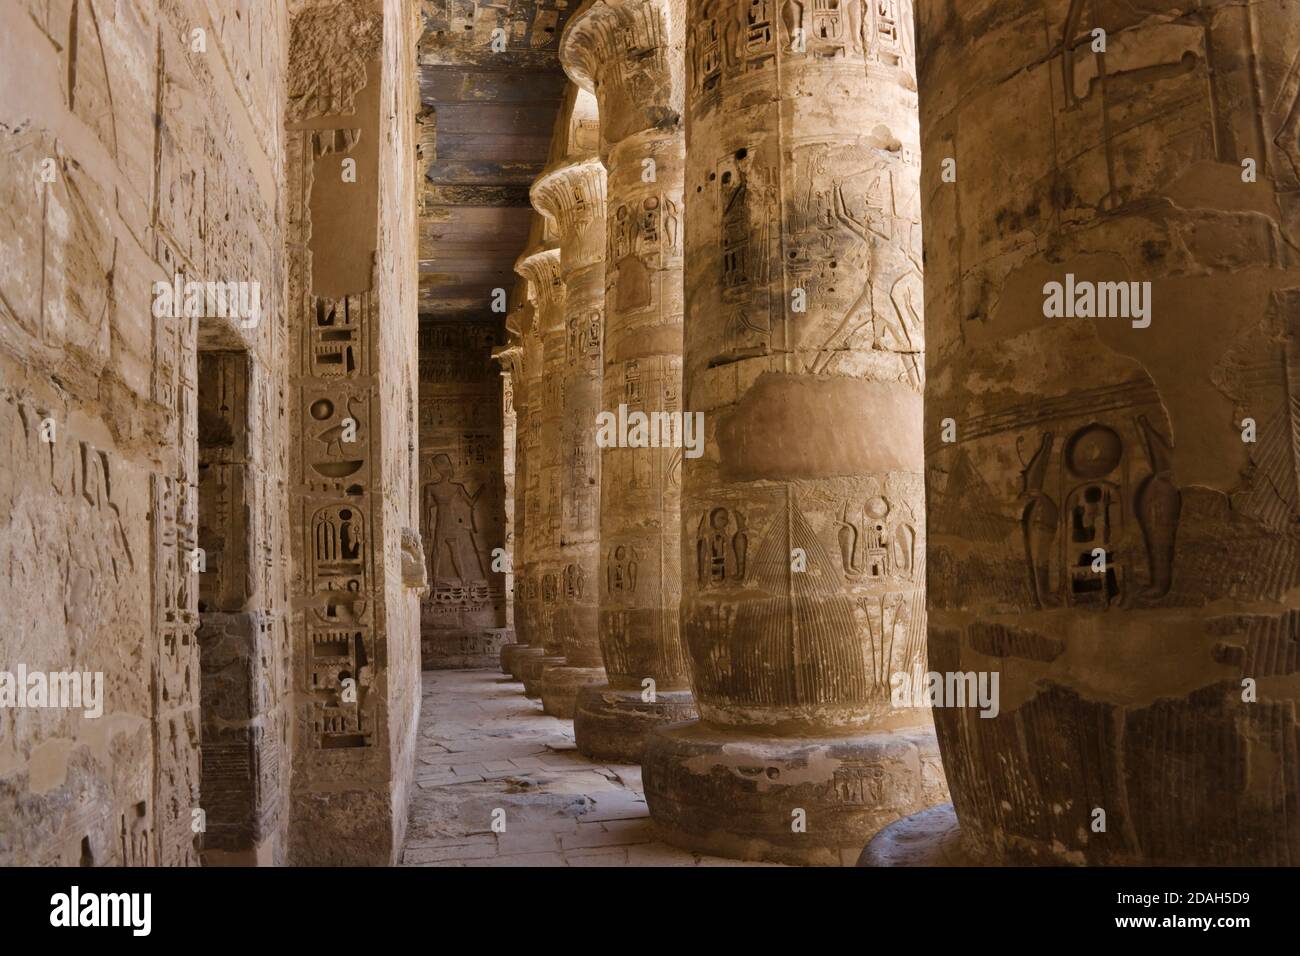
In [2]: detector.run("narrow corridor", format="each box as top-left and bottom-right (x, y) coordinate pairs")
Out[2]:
(5, 0), (1298, 878)
(401, 670), (781, 867)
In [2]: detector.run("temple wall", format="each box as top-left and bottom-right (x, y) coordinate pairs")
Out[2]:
(416, 319), (510, 668)
(0, 0), (293, 866)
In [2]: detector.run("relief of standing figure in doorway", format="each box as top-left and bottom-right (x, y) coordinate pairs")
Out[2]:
(422, 452), (488, 586)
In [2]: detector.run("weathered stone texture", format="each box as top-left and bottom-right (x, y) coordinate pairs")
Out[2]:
(642, 0), (944, 865)
(417, 319), (509, 668)
(530, 89), (610, 718)
(500, 361), (517, 629)
(918, 0), (1300, 865)
(563, 0), (699, 764)
(284, 0), (423, 866)
(1, 0), (293, 866)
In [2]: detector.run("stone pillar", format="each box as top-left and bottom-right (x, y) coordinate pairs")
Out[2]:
(284, 0), (422, 864)
(863, 0), (1300, 867)
(530, 156), (610, 718)
(641, 0), (946, 864)
(499, 351), (518, 633)
(498, 272), (550, 677)
(519, 299), (549, 677)
(559, 0), (698, 762)
(514, 245), (572, 694)
(496, 325), (527, 676)
(497, 336), (527, 675)
(504, 281), (551, 680)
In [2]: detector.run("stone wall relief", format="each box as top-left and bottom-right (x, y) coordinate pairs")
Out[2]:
(1016, 415), (1181, 611)
(308, 293), (370, 379)
(303, 390), (370, 494)
(687, 488), (890, 707)
(713, 149), (777, 364)
(695, 505), (749, 589)
(567, 308), (603, 364)
(607, 543), (641, 596)
(300, 276), (378, 756)
(420, 452), (502, 622)
(835, 480), (923, 698)
(688, 0), (910, 96)
(150, 283), (201, 864)
(609, 193), (681, 314)
(417, 320), (507, 630)
(307, 628), (372, 749)
(309, 503), (367, 595)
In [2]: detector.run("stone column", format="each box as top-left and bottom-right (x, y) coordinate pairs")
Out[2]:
(497, 321), (531, 676)
(513, 245), (571, 693)
(530, 156), (610, 718)
(498, 348), (519, 634)
(641, 0), (946, 864)
(560, 0), (698, 762)
(506, 290), (551, 680)
(496, 340), (522, 674)
(862, 0), (1300, 867)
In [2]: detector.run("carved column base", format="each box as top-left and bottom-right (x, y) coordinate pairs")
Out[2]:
(520, 654), (566, 699)
(643, 721), (947, 866)
(500, 643), (530, 675)
(856, 804), (985, 867)
(538, 665), (607, 719)
(574, 685), (697, 764)
(507, 646), (549, 682)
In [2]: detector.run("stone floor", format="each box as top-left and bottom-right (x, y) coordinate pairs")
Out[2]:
(401, 668), (782, 867)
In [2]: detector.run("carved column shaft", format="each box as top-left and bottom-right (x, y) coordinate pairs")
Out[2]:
(496, 345), (521, 633)
(896, 0), (1300, 866)
(562, 0), (699, 761)
(499, 293), (545, 676)
(530, 157), (610, 717)
(513, 246), (571, 693)
(517, 299), (549, 670)
(641, 0), (946, 865)
(499, 339), (526, 671)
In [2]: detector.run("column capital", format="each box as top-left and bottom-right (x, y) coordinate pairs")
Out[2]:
(529, 158), (608, 273)
(505, 297), (534, 339)
(560, 0), (682, 149)
(492, 343), (524, 378)
(513, 245), (565, 315)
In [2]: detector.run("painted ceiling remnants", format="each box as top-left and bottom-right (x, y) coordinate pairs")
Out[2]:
(416, 0), (578, 319)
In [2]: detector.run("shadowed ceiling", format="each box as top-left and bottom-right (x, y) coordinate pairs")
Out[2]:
(417, 0), (577, 320)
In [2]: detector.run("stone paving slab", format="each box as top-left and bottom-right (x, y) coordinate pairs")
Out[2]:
(401, 669), (783, 868)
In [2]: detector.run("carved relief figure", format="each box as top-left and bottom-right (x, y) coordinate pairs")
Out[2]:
(838, 493), (917, 583)
(312, 504), (364, 590)
(1019, 431), (1059, 608)
(716, 152), (775, 361)
(1013, 418), (1181, 610)
(567, 309), (602, 363)
(696, 506), (748, 588)
(1134, 414), (1180, 600)
(607, 544), (639, 594)
(422, 452), (487, 585)
(563, 561), (587, 602)
(310, 294), (367, 378)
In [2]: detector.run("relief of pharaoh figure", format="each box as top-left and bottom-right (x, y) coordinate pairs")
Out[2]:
(422, 452), (487, 585)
